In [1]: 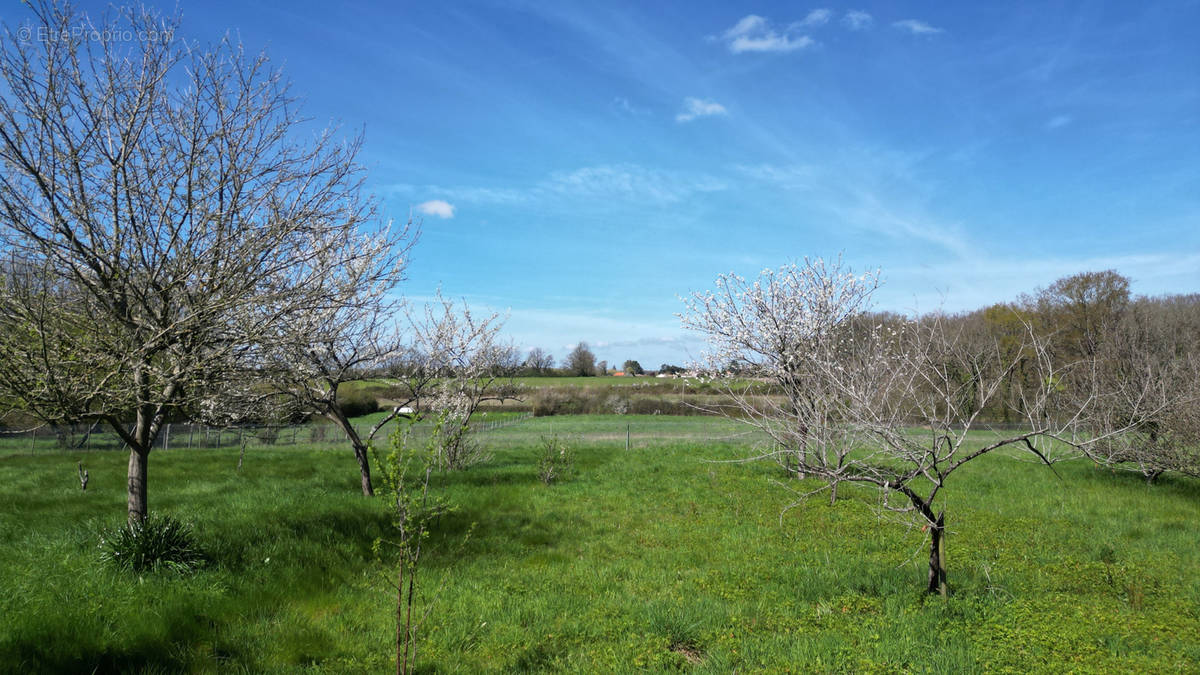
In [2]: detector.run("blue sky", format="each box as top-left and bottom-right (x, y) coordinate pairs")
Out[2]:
(37, 1), (1200, 367)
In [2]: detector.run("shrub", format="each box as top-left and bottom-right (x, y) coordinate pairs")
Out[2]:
(531, 389), (580, 416)
(536, 435), (574, 484)
(337, 389), (381, 418)
(629, 396), (691, 416)
(605, 394), (630, 415)
(99, 514), (205, 573)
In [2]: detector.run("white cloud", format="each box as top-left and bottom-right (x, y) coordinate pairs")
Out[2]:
(388, 184), (525, 205)
(893, 19), (944, 35)
(719, 14), (816, 54)
(545, 164), (726, 202)
(416, 199), (455, 219)
(843, 10), (873, 30)
(1046, 114), (1073, 130)
(675, 97), (728, 123)
(796, 9), (832, 27)
(724, 14), (767, 39)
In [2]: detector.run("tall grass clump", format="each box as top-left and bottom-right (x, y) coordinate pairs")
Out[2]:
(98, 514), (205, 573)
(536, 434), (574, 484)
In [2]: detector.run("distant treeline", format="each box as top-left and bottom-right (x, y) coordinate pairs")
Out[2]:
(357, 269), (1200, 422)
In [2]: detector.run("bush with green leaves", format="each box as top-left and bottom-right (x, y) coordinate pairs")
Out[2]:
(337, 388), (381, 418)
(99, 514), (205, 573)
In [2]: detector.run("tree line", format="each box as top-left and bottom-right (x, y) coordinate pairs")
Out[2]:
(513, 343), (668, 377)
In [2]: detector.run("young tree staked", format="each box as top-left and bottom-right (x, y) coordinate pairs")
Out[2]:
(0, 2), (398, 522)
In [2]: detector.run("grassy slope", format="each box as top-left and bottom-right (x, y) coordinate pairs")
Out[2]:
(1, 416), (1198, 672)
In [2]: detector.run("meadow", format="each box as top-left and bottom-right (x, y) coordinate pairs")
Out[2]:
(1, 415), (1198, 673)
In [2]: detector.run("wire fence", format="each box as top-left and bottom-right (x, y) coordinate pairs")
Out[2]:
(0, 412), (535, 456)
(0, 414), (1039, 457)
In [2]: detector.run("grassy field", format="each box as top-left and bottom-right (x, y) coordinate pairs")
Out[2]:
(2, 415), (1199, 672)
(509, 376), (701, 389)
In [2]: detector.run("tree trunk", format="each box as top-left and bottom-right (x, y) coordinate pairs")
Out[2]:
(354, 442), (375, 497)
(927, 510), (948, 596)
(327, 410), (376, 495)
(127, 446), (149, 525)
(397, 562), (405, 675)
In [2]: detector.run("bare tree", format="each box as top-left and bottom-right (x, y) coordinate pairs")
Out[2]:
(682, 259), (1143, 595)
(1083, 296), (1200, 481)
(815, 314), (1087, 595)
(523, 347), (555, 375)
(0, 2), (388, 523)
(566, 342), (596, 376)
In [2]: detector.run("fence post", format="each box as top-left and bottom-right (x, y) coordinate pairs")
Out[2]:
(626, 423), (631, 451)
(163, 423), (170, 451)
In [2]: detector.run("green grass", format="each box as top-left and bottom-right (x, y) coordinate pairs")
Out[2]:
(513, 376), (691, 388)
(1, 416), (1199, 672)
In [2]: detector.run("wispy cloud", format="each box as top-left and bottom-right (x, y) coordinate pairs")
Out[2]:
(893, 19), (944, 35)
(843, 10), (873, 31)
(416, 199), (455, 218)
(391, 164), (727, 208)
(390, 185), (525, 205)
(675, 97), (728, 123)
(544, 164), (726, 202)
(1046, 114), (1073, 130)
(737, 160), (972, 257)
(590, 335), (694, 351)
(734, 163), (817, 189)
(719, 14), (816, 54)
(796, 9), (832, 28)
